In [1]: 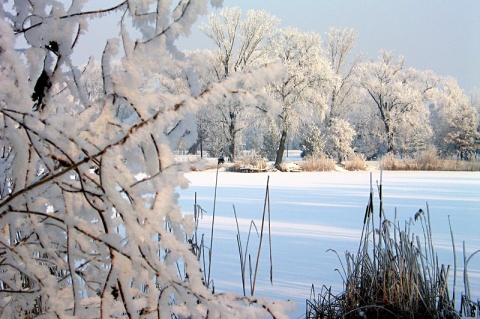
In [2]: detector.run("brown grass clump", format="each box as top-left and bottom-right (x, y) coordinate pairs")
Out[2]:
(380, 149), (480, 171)
(344, 153), (367, 171)
(299, 155), (336, 172)
(415, 147), (441, 170)
(379, 152), (406, 170)
(225, 162), (242, 172)
(227, 156), (267, 172)
(442, 160), (480, 171)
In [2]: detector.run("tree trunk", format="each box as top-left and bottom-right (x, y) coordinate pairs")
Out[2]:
(229, 125), (236, 162)
(386, 134), (394, 153)
(274, 129), (288, 170)
(229, 138), (236, 162)
(228, 112), (236, 162)
(384, 119), (395, 154)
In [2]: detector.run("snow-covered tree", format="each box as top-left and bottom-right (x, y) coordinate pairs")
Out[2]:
(444, 104), (479, 159)
(471, 88), (480, 146)
(82, 57), (105, 102)
(197, 95), (243, 158)
(201, 6), (279, 77)
(347, 102), (387, 159)
(395, 108), (433, 156)
(300, 124), (325, 158)
(357, 51), (439, 154)
(261, 118), (281, 160)
(325, 118), (356, 162)
(470, 88), (480, 115)
(323, 27), (362, 122)
(265, 27), (337, 169)
(199, 7), (280, 161)
(432, 78), (480, 158)
(0, 1), (291, 318)
(197, 113), (226, 157)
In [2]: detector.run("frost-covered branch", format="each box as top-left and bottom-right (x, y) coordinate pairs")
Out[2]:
(357, 51), (440, 154)
(0, 1), (292, 318)
(12, 2), (128, 34)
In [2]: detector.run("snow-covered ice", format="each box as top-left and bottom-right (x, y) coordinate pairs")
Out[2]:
(177, 169), (480, 318)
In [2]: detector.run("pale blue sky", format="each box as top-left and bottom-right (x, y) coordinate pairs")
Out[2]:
(74, 1), (479, 92)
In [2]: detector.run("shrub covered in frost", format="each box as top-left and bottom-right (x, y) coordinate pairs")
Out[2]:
(0, 1), (292, 318)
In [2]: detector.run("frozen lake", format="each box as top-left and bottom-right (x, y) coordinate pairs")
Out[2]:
(177, 169), (480, 318)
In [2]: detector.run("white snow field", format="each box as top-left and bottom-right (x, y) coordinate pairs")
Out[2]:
(177, 168), (480, 318)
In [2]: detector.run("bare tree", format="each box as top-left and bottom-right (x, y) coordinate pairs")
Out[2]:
(0, 1), (291, 318)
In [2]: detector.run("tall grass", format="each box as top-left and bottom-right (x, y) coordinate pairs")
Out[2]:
(344, 153), (367, 171)
(233, 176), (273, 296)
(189, 158), (223, 292)
(299, 155), (336, 172)
(190, 173), (274, 297)
(306, 172), (479, 319)
(380, 148), (480, 171)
